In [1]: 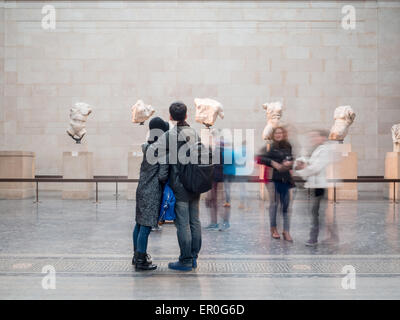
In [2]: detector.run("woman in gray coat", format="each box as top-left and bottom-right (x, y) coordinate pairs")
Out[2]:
(133, 117), (169, 271)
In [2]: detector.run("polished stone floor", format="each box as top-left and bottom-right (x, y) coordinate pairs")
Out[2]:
(0, 189), (399, 299)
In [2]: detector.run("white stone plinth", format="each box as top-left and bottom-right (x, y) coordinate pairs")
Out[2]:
(62, 151), (93, 199)
(327, 144), (358, 200)
(384, 152), (400, 200)
(0, 151), (35, 199)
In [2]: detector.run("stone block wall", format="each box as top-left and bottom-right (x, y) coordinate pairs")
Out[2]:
(378, 2), (400, 169)
(0, 1), (399, 192)
(0, 0), (4, 148)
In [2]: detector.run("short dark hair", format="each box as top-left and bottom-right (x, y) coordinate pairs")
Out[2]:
(169, 102), (187, 121)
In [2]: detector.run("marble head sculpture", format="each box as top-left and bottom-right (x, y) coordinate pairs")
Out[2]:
(66, 102), (92, 144)
(328, 106), (356, 142)
(131, 100), (155, 125)
(262, 101), (283, 141)
(392, 124), (400, 152)
(194, 98), (224, 128)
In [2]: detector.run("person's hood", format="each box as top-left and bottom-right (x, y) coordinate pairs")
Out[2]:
(141, 142), (149, 153)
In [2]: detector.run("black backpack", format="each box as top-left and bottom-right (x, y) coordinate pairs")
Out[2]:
(178, 141), (214, 194)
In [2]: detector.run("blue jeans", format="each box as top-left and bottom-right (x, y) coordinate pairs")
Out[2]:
(174, 198), (201, 265)
(268, 181), (291, 231)
(133, 223), (152, 254)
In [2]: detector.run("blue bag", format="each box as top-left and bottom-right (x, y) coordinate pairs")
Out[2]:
(158, 182), (176, 222)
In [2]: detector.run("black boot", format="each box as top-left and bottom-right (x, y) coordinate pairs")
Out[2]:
(144, 253), (152, 264)
(135, 252), (157, 271)
(132, 251), (138, 265)
(132, 251), (152, 265)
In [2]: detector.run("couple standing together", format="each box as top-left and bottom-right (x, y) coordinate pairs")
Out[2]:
(133, 102), (201, 271)
(258, 126), (334, 246)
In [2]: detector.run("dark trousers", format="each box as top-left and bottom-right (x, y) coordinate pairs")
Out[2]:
(309, 188), (325, 242)
(174, 197), (201, 265)
(209, 182), (230, 224)
(268, 181), (291, 231)
(133, 223), (152, 254)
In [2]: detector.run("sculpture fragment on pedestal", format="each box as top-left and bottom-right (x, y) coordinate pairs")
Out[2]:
(262, 101), (283, 141)
(194, 98), (224, 128)
(328, 106), (356, 142)
(131, 100), (155, 125)
(66, 102), (92, 144)
(392, 124), (400, 152)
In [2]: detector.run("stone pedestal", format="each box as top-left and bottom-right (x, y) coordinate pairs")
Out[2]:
(0, 151), (35, 199)
(327, 143), (358, 200)
(384, 152), (400, 200)
(62, 151), (93, 199)
(127, 145), (143, 200)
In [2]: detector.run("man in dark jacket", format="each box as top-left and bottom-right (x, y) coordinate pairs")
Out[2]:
(147, 102), (201, 271)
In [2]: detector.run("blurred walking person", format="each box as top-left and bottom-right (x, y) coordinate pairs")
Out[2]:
(222, 140), (235, 208)
(234, 140), (252, 211)
(294, 129), (333, 247)
(205, 133), (230, 231)
(258, 126), (295, 242)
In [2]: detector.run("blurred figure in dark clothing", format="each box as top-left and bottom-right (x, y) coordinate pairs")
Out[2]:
(258, 126), (295, 242)
(205, 133), (230, 231)
(234, 140), (251, 210)
(222, 140), (235, 208)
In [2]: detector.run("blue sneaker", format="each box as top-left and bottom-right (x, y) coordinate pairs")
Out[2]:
(151, 225), (162, 232)
(219, 221), (230, 231)
(205, 223), (219, 231)
(193, 258), (197, 269)
(168, 261), (192, 271)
